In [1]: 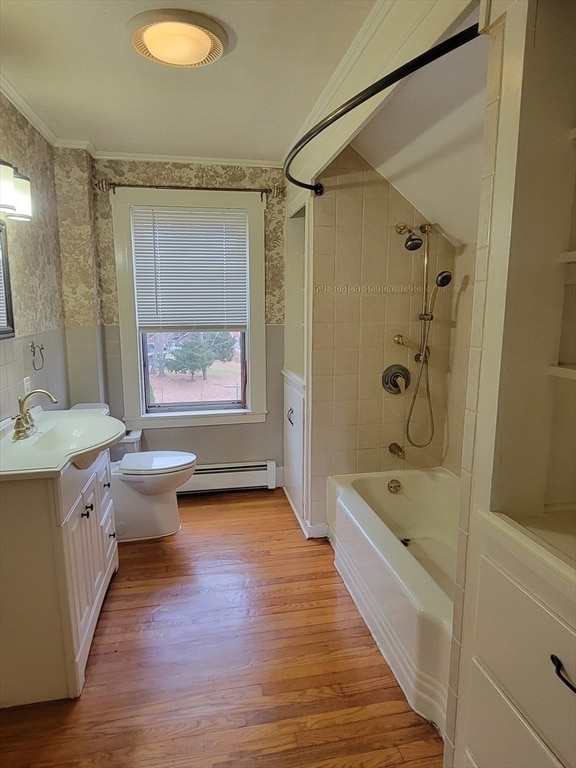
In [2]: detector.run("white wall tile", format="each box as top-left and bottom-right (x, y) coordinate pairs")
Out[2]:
(465, 348), (482, 412)
(458, 469), (473, 533)
(461, 409), (477, 475)
(470, 280), (487, 349)
(455, 528), (469, 589)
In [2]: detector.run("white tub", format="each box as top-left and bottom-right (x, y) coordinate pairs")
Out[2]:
(327, 467), (459, 736)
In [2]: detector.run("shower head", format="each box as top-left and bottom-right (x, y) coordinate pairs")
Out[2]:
(394, 223), (424, 251)
(435, 270), (452, 287)
(405, 233), (424, 251)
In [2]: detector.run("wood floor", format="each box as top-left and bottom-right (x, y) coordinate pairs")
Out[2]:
(0, 489), (444, 768)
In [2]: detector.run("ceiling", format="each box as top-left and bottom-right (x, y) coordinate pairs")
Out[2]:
(0, 0), (376, 163)
(353, 16), (488, 244)
(1, 0), (490, 244)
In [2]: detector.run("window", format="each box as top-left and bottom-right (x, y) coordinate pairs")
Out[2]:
(111, 188), (266, 428)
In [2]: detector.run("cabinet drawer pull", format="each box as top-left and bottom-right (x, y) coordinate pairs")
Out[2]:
(287, 407), (294, 426)
(550, 654), (576, 694)
(103, 482), (111, 489)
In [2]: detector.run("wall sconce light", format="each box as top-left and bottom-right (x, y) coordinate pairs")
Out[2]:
(127, 9), (228, 68)
(0, 160), (32, 221)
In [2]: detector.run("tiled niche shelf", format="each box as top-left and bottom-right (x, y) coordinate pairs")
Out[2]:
(548, 364), (576, 381)
(550, 129), (576, 381)
(549, 250), (576, 380)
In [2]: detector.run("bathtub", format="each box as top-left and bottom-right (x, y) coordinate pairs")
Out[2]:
(327, 467), (459, 736)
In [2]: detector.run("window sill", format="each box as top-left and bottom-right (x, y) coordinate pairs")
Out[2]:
(125, 410), (267, 430)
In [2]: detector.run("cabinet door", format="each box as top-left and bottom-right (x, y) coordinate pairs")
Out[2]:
(100, 499), (118, 572)
(62, 493), (97, 652)
(83, 481), (105, 599)
(62, 477), (104, 655)
(96, 454), (113, 524)
(96, 453), (118, 573)
(284, 381), (304, 519)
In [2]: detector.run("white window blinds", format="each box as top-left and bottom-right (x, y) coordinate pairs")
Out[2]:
(131, 206), (249, 332)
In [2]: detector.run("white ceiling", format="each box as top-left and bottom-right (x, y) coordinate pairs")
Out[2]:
(353, 13), (489, 245)
(1, 0), (490, 244)
(0, 0), (376, 163)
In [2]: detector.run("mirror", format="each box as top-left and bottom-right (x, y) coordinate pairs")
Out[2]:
(0, 221), (15, 339)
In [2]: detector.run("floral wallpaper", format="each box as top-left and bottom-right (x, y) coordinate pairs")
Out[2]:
(54, 147), (100, 327)
(1, 95), (287, 333)
(93, 159), (286, 326)
(0, 93), (63, 335)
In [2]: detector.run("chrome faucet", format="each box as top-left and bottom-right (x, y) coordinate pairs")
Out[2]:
(13, 389), (58, 440)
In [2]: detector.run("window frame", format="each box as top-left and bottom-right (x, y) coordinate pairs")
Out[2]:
(111, 187), (267, 429)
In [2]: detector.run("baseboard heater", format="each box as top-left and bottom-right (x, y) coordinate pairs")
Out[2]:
(177, 460), (277, 494)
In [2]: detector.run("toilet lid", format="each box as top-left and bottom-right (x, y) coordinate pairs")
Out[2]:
(120, 450), (197, 475)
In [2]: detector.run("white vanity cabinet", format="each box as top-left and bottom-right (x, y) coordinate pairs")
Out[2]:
(454, 511), (576, 768)
(0, 451), (118, 708)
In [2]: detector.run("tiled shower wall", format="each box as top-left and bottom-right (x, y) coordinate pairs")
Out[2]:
(308, 146), (469, 525)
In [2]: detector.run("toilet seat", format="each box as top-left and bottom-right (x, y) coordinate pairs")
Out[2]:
(119, 450), (197, 476)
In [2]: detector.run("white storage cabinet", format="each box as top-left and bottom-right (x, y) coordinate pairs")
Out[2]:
(455, 511), (576, 768)
(283, 372), (307, 532)
(0, 451), (118, 707)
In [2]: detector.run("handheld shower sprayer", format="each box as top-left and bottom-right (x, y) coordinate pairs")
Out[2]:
(420, 270), (453, 320)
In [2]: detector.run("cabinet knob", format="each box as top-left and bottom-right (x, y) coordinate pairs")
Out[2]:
(81, 503), (94, 519)
(103, 482), (111, 489)
(109, 532), (116, 539)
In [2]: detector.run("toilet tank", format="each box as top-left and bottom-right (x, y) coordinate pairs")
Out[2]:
(109, 430), (142, 462)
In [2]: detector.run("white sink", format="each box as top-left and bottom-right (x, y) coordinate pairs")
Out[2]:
(0, 407), (126, 478)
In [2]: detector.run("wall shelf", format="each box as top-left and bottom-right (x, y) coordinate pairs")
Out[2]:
(548, 364), (576, 381)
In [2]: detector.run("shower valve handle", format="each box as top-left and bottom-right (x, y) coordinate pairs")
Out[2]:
(382, 365), (411, 395)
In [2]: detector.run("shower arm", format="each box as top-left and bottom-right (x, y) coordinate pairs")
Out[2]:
(284, 24), (480, 195)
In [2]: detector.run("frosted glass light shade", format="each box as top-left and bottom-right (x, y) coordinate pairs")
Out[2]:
(0, 161), (15, 212)
(128, 10), (227, 68)
(142, 22), (212, 66)
(7, 172), (32, 221)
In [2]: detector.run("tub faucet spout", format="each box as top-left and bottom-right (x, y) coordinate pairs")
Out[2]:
(388, 442), (405, 460)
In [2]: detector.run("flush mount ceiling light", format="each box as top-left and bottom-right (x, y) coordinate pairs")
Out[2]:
(127, 9), (228, 67)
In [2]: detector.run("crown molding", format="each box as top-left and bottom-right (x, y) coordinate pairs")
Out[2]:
(54, 138), (97, 155)
(0, 73), (58, 146)
(91, 150), (283, 169)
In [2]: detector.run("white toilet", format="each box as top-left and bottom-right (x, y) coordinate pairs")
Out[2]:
(110, 450), (197, 541)
(72, 404), (197, 542)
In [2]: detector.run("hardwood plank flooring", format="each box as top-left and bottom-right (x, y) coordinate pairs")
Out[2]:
(0, 489), (444, 767)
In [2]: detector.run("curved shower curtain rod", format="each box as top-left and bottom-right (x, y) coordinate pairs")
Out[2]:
(284, 23), (480, 196)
